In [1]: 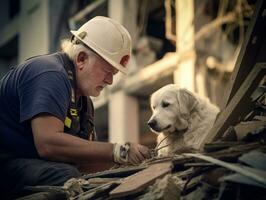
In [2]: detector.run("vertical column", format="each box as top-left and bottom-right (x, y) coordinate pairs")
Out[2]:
(108, 0), (137, 43)
(174, 0), (195, 92)
(19, 0), (49, 62)
(109, 91), (139, 143)
(108, 0), (139, 143)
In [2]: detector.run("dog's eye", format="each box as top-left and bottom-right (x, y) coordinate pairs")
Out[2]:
(162, 102), (170, 108)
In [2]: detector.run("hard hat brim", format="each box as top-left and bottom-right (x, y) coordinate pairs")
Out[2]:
(71, 30), (128, 75)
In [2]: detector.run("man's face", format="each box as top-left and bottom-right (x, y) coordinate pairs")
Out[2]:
(76, 53), (119, 97)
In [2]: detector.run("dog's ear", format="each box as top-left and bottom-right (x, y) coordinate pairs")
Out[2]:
(177, 88), (198, 116)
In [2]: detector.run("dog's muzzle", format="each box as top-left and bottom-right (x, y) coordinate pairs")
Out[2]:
(148, 119), (172, 132)
(147, 119), (158, 131)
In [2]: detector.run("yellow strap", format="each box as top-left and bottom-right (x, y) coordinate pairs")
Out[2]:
(70, 108), (78, 116)
(64, 117), (72, 128)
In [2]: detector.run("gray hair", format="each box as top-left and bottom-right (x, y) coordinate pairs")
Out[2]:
(60, 38), (98, 61)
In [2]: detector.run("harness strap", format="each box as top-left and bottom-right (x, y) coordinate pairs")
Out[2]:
(59, 52), (97, 141)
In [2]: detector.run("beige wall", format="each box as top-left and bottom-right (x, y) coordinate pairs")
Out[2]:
(19, 0), (49, 62)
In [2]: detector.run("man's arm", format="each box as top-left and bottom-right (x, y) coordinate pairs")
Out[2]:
(31, 114), (151, 170)
(31, 114), (114, 164)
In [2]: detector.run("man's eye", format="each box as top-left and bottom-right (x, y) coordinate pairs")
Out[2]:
(162, 102), (170, 108)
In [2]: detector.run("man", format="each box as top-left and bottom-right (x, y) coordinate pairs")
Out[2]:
(0, 16), (151, 197)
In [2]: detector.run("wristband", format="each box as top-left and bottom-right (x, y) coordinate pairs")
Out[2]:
(113, 142), (130, 164)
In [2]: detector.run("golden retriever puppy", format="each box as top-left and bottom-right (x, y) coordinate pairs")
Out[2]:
(148, 84), (220, 156)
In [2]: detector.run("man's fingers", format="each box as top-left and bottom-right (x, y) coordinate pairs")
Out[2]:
(113, 143), (151, 165)
(135, 149), (146, 162)
(138, 145), (151, 159)
(128, 153), (141, 164)
(130, 145), (143, 164)
(128, 143), (151, 165)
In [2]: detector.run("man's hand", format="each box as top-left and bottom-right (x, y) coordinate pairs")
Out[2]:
(128, 143), (151, 165)
(113, 142), (151, 165)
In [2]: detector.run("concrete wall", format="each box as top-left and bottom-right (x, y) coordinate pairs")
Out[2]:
(19, 0), (50, 62)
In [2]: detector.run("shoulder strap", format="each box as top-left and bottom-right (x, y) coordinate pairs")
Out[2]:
(59, 52), (80, 133)
(79, 96), (98, 141)
(59, 52), (97, 141)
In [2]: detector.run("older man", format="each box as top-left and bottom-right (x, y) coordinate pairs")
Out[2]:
(0, 16), (150, 198)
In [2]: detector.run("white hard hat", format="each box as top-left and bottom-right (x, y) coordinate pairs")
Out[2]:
(70, 16), (132, 75)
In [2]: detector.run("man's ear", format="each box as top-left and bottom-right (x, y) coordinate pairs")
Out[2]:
(177, 88), (198, 116)
(76, 51), (88, 70)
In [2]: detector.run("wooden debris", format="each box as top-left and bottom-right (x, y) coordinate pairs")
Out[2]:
(204, 141), (245, 152)
(201, 63), (266, 147)
(254, 115), (266, 121)
(183, 153), (266, 186)
(171, 142), (264, 169)
(220, 126), (238, 141)
(203, 168), (229, 187)
(109, 162), (173, 198)
(63, 178), (87, 197)
(138, 174), (181, 200)
(82, 165), (147, 179)
(234, 120), (266, 140)
(222, 0), (266, 108)
(86, 178), (120, 185)
(205, 142), (265, 161)
(73, 181), (120, 200)
(184, 162), (215, 167)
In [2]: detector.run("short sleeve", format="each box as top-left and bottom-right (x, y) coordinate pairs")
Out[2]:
(18, 71), (71, 122)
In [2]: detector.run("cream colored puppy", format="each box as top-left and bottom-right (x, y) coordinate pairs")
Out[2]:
(148, 84), (219, 156)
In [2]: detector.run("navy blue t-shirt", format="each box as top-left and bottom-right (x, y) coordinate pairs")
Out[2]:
(0, 53), (72, 158)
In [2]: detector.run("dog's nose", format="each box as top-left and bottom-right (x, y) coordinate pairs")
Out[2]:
(148, 119), (157, 129)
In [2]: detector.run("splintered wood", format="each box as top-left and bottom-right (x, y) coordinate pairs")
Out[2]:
(109, 162), (173, 198)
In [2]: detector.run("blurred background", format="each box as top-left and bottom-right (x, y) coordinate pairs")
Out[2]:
(0, 0), (256, 148)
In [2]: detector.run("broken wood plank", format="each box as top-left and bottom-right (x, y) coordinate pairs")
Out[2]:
(234, 120), (266, 140)
(82, 165), (147, 179)
(222, 0), (266, 108)
(206, 142), (263, 161)
(137, 174), (182, 200)
(109, 162), (173, 198)
(204, 141), (245, 152)
(86, 178), (120, 185)
(254, 115), (266, 121)
(172, 142), (263, 170)
(201, 63), (266, 148)
(73, 181), (120, 200)
(184, 153), (266, 186)
(184, 162), (215, 167)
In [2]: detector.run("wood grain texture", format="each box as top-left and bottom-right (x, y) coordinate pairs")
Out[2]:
(109, 162), (173, 198)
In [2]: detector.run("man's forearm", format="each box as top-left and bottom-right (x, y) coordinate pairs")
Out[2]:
(36, 131), (114, 165)
(31, 114), (114, 165)
(32, 115), (151, 168)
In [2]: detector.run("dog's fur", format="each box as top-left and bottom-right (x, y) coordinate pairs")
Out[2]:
(148, 84), (220, 156)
